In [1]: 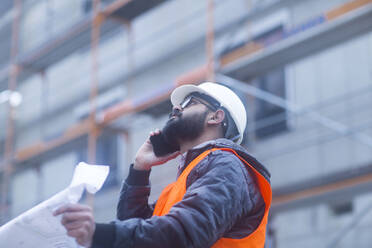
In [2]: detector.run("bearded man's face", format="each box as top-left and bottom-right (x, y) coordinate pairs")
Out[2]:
(162, 107), (209, 149)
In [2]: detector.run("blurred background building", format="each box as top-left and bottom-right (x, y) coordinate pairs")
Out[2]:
(1, 0), (372, 247)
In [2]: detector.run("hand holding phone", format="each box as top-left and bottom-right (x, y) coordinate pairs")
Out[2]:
(133, 130), (180, 171)
(150, 132), (180, 157)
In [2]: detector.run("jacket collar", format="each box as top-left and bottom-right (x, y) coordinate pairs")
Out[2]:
(177, 138), (271, 181)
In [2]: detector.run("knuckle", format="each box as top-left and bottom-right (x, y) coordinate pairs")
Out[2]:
(62, 213), (71, 221)
(88, 212), (94, 220)
(64, 203), (73, 210)
(74, 229), (83, 237)
(83, 222), (89, 229)
(67, 230), (76, 237)
(61, 216), (68, 225)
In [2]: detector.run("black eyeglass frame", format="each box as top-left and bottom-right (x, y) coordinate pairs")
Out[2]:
(178, 94), (228, 133)
(180, 95), (218, 111)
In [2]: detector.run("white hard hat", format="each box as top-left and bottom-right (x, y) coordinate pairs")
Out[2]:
(171, 82), (247, 144)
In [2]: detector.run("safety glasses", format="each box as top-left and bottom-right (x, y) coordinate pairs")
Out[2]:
(180, 96), (218, 111)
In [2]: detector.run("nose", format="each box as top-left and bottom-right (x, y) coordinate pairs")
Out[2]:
(169, 105), (182, 118)
(173, 105), (182, 112)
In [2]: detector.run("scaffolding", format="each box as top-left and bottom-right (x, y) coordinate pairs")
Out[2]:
(1, 1), (372, 245)
(0, 0), (171, 222)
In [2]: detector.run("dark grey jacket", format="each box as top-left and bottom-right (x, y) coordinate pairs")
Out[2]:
(92, 138), (270, 248)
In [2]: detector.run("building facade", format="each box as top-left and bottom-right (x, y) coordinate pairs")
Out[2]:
(1, 0), (372, 247)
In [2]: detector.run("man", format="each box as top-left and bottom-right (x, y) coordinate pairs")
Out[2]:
(54, 82), (272, 248)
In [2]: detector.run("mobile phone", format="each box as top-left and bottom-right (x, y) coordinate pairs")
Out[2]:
(150, 132), (179, 157)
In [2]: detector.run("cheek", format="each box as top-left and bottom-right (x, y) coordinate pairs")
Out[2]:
(184, 105), (206, 114)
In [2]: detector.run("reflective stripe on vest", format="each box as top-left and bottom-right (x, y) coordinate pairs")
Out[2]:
(153, 148), (272, 248)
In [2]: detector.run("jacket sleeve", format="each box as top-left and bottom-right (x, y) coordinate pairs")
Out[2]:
(116, 164), (155, 220)
(93, 151), (257, 248)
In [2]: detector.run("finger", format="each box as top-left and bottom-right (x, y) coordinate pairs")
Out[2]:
(145, 138), (152, 144)
(54, 204), (92, 216)
(76, 237), (86, 247)
(67, 228), (87, 240)
(63, 220), (85, 230)
(154, 129), (160, 134)
(61, 212), (93, 225)
(76, 237), (84, 247)
(64, 220), (93, 232)
(63, 221), (94, 246)
(66, 224), (92, 247)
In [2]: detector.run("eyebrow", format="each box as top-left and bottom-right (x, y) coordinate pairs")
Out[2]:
(192, 97), (218, 110)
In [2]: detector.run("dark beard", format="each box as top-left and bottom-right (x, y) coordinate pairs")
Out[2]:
(162, 110), (209, 149)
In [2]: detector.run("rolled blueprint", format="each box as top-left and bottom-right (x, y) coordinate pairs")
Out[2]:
(0, 162), (109, 248)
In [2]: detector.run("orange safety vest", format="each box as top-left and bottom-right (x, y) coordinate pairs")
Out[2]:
(153, 148), (272, 248)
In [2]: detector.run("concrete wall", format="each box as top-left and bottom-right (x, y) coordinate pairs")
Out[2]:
(257, 30), (372, 186)
(249, 1), (372, 247)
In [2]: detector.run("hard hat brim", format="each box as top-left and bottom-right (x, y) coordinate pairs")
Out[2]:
(170, 84), (210, 106)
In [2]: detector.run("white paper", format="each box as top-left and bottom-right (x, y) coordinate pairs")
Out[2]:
(0, 162), (109, 248)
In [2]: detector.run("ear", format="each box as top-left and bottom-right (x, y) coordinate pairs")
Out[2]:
(207, 109), (225, 125)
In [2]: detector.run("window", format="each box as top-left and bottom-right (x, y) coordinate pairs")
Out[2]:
(329, 201), (353, 216)
(96, 134), (119, 188)
(249, 25), (288, 139)
(251, 67), (287, 139)
(77, 133), (119, 191)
